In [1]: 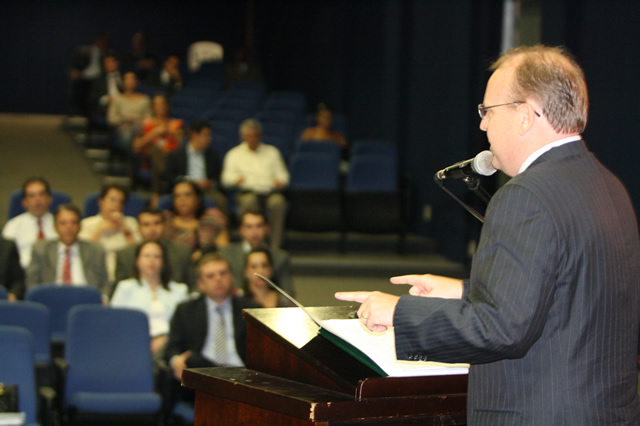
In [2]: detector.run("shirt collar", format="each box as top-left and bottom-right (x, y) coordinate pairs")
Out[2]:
(205, 294), (232, 312)
(241, 141), (263, 153)
(518, 135), (582, 174)
(58, 241), (78, 253)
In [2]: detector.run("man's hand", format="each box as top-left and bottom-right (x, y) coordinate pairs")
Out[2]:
(390, 274), (463, 299)
(171, 350), (192, 381)
(334, 291), (399, 332)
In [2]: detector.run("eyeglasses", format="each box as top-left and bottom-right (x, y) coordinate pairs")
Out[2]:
(477, 102), (541, 119)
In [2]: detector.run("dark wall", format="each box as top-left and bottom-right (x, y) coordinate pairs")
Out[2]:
(0, 0), (246, 114)
(542, 0), (640, 219)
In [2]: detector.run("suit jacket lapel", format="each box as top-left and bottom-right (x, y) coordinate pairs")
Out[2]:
(46, 241), (59, 283)
(194, 296), (209, 352)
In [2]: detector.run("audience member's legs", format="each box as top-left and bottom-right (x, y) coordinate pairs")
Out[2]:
(237, 192), (260, 217)
(149, 145), (167, 195)
(266, 192), (287, 250)
(206, 189), (230, 218)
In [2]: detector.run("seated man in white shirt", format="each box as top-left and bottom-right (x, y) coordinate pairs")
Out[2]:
(79, 184), (141, 282)
(2, 177), (57, 269)
(26, 204), (108, 294)
(221, 119), (289, 249)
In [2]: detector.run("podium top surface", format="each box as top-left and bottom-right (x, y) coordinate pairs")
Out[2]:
(242, 306), (467, 399)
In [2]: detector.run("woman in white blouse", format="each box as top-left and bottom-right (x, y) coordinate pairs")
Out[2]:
(111, 240), (189, 357)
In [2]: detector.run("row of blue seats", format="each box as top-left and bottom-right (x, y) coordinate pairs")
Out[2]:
(0, 296), (166, 424)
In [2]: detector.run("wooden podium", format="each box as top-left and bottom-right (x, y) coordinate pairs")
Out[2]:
(182, 306), (467, 424)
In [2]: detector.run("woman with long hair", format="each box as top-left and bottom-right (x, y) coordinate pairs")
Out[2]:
(110, 240), (189, 356)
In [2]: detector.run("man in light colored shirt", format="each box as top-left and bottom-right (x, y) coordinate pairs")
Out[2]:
(166, 253), (260, 382)
(2, 177), (57, 269)
(221, 118), (289, 249)
(27, 204), (108, 293)
(79, 184), (141, 282)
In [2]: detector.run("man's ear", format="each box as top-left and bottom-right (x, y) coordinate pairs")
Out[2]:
(518, 103), (537, 135)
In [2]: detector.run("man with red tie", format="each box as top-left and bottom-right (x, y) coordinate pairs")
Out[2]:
(26, 204), (108, 295)
(2, 177), (57, 269)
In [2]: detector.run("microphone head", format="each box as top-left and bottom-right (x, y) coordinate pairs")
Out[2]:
(471, 150), (497, 176)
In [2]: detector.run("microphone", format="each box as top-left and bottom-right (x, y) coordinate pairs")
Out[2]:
(435, 150), (497, 180)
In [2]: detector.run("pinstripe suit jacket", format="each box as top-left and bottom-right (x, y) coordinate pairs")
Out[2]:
(394, 141), (640, 425)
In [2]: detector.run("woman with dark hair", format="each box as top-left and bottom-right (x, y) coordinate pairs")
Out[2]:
(110, 240), (188, 356)
(242, 248), (293, 308)
(299, 103), (347, 150)
(163, 180), (229, 262)
(132, 94), (183, 196)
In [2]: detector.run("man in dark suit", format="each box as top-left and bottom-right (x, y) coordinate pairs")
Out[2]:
(163, 120), (228, 215)
(219, 208), (294, 296)
(146, 54), (183, 98)
(26, 204), (108, 295)
(336, 45), (640, 424)
(114, 207), (194, 290)
(0, 238), (25, 300)
(166, 253), (260, 381)
(88, 53), (122, 123)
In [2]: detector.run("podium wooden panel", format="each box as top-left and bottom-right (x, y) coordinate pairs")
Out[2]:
(182, 306), (467, 424)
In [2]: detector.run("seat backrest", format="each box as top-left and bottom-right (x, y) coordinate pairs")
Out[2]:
(0, 300), (50, 364)
(346, 155), (398, 193)
(64, 305), (154, 398)
(294, 140), (341, 161)
(0, 325), (37, 423)
(157, 194), (217, 212)
(8, 189), (72, 220)
(264, 91), (306, 112)
(25, 285), (102, 341)
(83, 192), (148, 218)
(351, 139), (397, 160)
(289, 153), (340, 190)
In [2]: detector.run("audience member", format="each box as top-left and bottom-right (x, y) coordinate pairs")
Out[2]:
(26, 204), (108, 293)
(79, 185), (141, 281)
(163, 180), (229, 262)
(147, 54), (183, 98)
(163, 120), (228, 216)
(219, 209), (294, 295)
(221, 119), (289, 249)
(3, 177), (57, 268)
(69, 32), (111, 117)
(132, 94), (183, 195)
(107, 71), (152, 152)
(242, 248), (293, 308)
(115, 208), (195, 290)
(89, 53), (122, 122)
(166, 253), (260, 381)
(120, 32), (157, 81)
(0, 238), (25, 301)
(299, 103), (347, 151)
(111, 240), (189, 358)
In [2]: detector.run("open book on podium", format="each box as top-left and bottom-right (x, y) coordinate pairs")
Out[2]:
(256, 274), (469, 378)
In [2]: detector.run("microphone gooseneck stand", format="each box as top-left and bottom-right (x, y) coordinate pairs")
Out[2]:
(433, 174), (492, 223)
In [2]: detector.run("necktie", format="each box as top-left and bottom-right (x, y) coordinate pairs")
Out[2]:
(62, 247), (72, 285)
(213, 307), (227, 365)
(37, 217), (44, 240)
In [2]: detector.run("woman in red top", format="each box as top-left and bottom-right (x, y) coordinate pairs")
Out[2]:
(133, 94), (183, 196)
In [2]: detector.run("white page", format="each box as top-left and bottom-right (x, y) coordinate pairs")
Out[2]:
(322, 319), (469, 377)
